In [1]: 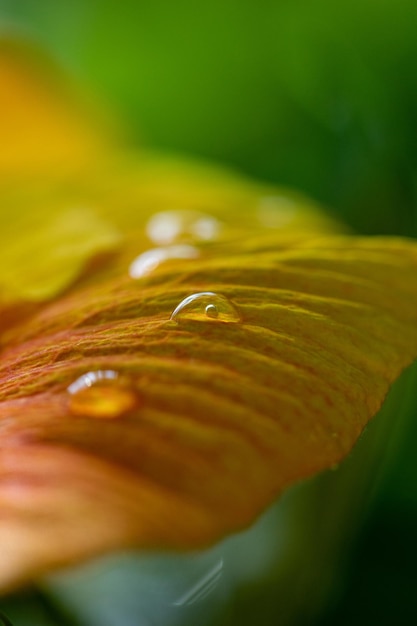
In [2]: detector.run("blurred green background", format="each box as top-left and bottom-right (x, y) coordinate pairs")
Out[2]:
(0, 0), (417, 624)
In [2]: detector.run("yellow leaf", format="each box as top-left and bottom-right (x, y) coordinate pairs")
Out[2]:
(0, 38), (124, 305)
(0, 37), (340, 307)
(0, 206), (121, 303)
(0, 149), (339, 308)
(95, 152), (344, 236)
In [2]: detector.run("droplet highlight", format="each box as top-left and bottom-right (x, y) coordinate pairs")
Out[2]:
(67, 370), (140, 419)
(129, 245), (199, 279)
(205, 303), (218, 318)
(172, 558), (224, 607)
(170, 292), (240, 323)
(146, 210), (221, 245)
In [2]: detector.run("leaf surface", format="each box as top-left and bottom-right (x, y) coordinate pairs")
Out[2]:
(0, 227), (416, 589)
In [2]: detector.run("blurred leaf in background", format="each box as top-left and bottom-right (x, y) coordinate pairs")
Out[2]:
(0, 1), (417, 625)
(2, 0), (416, 236)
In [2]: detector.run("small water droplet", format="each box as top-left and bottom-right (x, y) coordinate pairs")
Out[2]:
(129, 245), (199, 279)
(258, 195), (297, 228)
(146, 210), (221, 245)
(67, 370), (140, 419)
(172, 558), (224, 607)
(170, 292), (240, 324)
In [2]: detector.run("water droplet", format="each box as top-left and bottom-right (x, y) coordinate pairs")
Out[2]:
(146, 210), (221, 245)
(129, 245), (199, 279)
(170, 292), (240, 324)
(172, 558), (224, 607)
(67, 370), (140, 419)
(258, 195), (296, 228)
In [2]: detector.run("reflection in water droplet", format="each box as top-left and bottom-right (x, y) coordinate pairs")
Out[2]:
(172, 558), (224, 607)
(258, 195), (297, 228)
(67, 370), (140, 419)
(205, 304), (218, 318)
(146, 210), (221, 245)
(129, 245), (199, 279)
(170, 292), (240, 324)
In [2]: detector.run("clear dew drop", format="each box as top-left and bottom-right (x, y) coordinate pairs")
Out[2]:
(129, 244), (200, 279)
(67, 370), (140, 419)
(146, 210), (221, 245)
(170, 292), (240, 323)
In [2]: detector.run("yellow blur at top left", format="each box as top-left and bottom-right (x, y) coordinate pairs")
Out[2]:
(0, 37), (112, 181)
(0, 36), (123, 304)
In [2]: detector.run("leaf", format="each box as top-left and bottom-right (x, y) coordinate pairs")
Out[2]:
(0, 33), (415, 594)
(0, 38), (123, 305)
(0, 207), (121, 303)
(0, 226), (416, 590)
(0, 37), (340, 307)
(0, 149), (339, 311)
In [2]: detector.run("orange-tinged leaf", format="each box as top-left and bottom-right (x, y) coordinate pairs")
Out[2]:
(0, 228), (416, 590)
(0, 33), (415, 594)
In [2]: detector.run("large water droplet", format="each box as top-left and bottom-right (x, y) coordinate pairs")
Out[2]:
(146, 210), (221, 245)
(67, 370), (140, 419)
(129, 245), (199, 279)
(172, 558), (224, 607)
(170, 292), (240, 323)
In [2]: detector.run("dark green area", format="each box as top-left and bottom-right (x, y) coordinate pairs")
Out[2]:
(0, 1), (416, 625)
